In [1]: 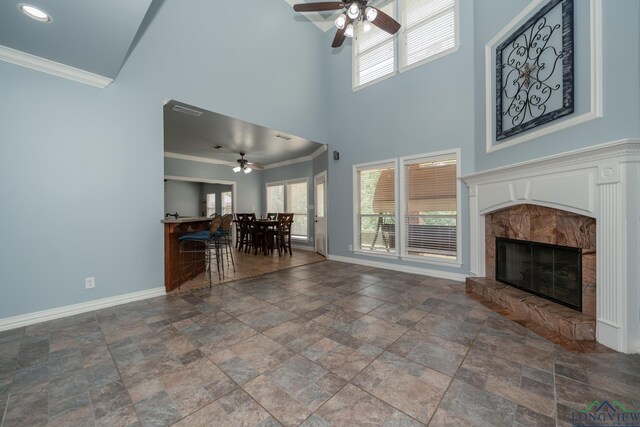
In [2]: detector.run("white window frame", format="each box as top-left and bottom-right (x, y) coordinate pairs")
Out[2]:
(265, 178), (310, 241)
(352, 0), (459, 91)
(352, 0), (398, 91)
(266, 181), (285, 214)
(206, 193), (216, 217)
(399, 148), (462, 267)
(352, 158), (399, 259)
(286, 177), (310, 241)
(221, 191), (233, 215)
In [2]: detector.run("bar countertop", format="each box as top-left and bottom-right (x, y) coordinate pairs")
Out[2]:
(161, 216), (211, 224)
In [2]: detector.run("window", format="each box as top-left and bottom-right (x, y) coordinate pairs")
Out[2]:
(221, 191), (232, 215)
(353, 0), (458, 90)
(400, 0), (457, 69)
(206, 194), (216, 216)
(266, 183), (284, 213)
(287, 179), (308, 238)
(354, 1), (396, 88)
(265, 179), (309, 239)
(353, 151), (460, 265)
(401, 152), (458, 261)
(354, 160), (397, 255)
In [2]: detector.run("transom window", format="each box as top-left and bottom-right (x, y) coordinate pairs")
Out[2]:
(354, 0), (458, 90)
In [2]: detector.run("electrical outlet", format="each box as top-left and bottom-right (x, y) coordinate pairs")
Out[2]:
(85, 277), (95, 289)
(348, 244), (353, 251)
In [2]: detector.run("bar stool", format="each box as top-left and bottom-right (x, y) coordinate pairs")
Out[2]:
(218, 214), (236, 276)
(178, 215), (223, 286)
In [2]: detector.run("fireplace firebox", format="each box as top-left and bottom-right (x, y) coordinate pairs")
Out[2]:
(495, 237), (582, 311)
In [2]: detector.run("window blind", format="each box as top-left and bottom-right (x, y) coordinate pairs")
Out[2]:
(286, 179), (308, 238)
(354, 1), (396, 88)
(401, 0), (456, 69)
(355, 162), (396, 253)
(402, 153), (457, 259)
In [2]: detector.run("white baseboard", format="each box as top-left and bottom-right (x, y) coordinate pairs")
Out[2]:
(326, 254), (467, 282)
(0, 287), (166, 332)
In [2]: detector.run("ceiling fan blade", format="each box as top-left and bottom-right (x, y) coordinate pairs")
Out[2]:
(246, 162), (264, 170)
(332, 26), (347, 48)
(293, 2), (344, 12)
(371, 8), (401, 34)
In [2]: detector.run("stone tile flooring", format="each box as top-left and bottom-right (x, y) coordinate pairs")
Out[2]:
(1, 261), (639, 426)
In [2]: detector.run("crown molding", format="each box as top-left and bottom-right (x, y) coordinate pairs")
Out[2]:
(164, 152), (236, 167)
(282, 0), (338, 32)
(0, 44), (112, 88)
(165, 145), (327, 170)
(262, 145), (327, 169)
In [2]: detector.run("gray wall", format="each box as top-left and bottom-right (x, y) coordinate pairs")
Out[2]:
(164, 180), (200, 217)
(0, 0), (326, 318)
(1, 0), (639, 320)
(201, 183), (233, 215)
(325, 0), (475, 275)
(473, 0), (640, 171)
(323, 0), (640, 277)
(165, 158), (262, 214)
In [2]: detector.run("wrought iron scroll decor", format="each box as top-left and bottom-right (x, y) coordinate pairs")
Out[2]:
(496, 0), (574, 141)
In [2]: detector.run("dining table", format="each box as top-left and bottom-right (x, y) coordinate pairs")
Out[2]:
(255, 218), (279, 255)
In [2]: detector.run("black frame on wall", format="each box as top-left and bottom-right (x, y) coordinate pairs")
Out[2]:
(495, 0), (574, 141)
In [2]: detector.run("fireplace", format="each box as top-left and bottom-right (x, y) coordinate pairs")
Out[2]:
(495, 237), (582, 311)
(461, 140), (640, 353)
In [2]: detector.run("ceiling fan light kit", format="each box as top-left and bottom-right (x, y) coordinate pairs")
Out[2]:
(345, 23), (354, 38)
(233, 152), (258, 174)
(293, 0), (401, 48)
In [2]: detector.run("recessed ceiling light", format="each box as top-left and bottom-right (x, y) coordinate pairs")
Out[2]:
(18, 3), (52, 23)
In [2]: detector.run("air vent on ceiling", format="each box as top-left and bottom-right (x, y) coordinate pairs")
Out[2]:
(171, 105), (203, 117)
(213, 145), (223, 149)
(275, 134), (292, 141)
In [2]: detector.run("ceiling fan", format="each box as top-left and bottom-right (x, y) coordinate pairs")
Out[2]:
(293, 1), (401, 48)
(233, 152), (262, 174)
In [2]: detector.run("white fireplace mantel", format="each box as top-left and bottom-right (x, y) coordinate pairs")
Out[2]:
(461, 139), (640, 354)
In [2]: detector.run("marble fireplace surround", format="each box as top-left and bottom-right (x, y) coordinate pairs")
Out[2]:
(485, 205), (596, 318)
(462, 139), (640, 353)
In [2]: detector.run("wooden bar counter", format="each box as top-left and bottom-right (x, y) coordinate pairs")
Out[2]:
(162, 217), (211, 292)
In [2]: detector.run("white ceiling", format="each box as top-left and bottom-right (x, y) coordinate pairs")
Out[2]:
(164, 100), (324, 167)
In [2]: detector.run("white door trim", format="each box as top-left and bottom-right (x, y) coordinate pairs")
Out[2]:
(314, 171), (328, 256)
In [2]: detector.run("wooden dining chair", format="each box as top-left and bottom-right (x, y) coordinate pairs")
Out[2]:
(267, 213), (277, 220)
(275, 213), (294, 256)
(234, 213), (246, 249)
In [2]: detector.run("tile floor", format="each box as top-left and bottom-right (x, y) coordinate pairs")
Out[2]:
(170, 248), (326, 294)
(1, 261), (639, 426)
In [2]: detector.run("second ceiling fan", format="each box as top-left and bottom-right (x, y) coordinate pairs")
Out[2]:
(293, 1), (401, 48)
